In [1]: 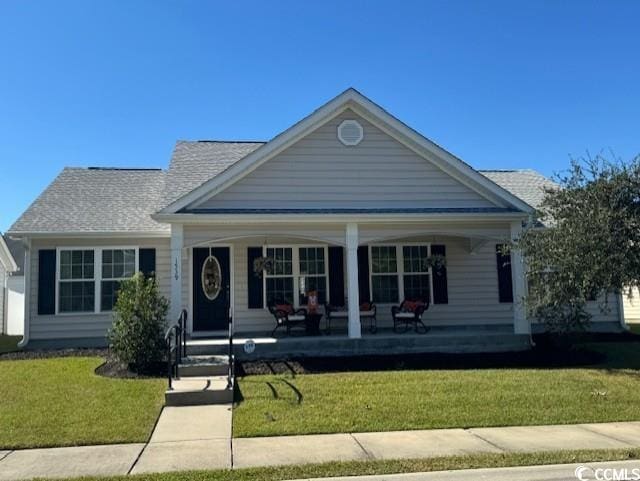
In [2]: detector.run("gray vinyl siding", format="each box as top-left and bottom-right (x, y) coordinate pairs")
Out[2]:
(623, 288), (640, 324)
(28, 237), (170, 341)
(197, 109), (498, 210)
(0, 266), (6, 334)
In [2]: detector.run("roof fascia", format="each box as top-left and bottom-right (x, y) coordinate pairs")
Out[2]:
(7, 231), (170, 239)
(153, 211), (529, 225)
(0, 235), (18, 272)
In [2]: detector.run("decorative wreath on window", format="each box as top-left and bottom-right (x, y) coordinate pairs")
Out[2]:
(253, 256), (274, 277)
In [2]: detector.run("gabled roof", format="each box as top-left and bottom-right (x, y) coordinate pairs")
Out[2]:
(159, 88), (535, 215)
(0, 234), (18, 272)
(480, 170), (558, 209)
(9, 168), (168, 235)
(2, 235), (25, 273)
(162, 141), (264, 208)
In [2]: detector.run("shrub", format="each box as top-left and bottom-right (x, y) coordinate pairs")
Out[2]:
(108, 272), (169, 372)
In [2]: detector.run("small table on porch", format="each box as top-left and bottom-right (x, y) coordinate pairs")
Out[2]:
(305, 312), (323, 336)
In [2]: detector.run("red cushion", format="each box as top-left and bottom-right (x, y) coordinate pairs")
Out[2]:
(360, 302), (372, 311)
(403, 300), (425, 312)
(275, 303), (293, 314)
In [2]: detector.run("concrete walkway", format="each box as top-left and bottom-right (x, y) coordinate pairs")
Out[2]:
(2, 419), (640, 480)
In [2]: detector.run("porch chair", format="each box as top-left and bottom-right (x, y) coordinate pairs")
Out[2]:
(391, 299), (430, 333)
(324, 302), (377, 334)
(268, 301), (307, 336)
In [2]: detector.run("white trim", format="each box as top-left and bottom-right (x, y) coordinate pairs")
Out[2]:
(261, 244), (330, 309)
(189, 243), (235, 334)
(54, 246), (139, 316)
(8, 231), (169, 239)
(368, 242), (433, 306)
(159, 88), (534, 214)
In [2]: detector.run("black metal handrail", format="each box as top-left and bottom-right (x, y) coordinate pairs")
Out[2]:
(165, 309), (188, 390)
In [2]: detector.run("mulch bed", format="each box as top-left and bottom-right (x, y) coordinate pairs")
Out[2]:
(237, 346), (606, 376)
(0, 348), (108, 361)
(95, 357), (166, 379)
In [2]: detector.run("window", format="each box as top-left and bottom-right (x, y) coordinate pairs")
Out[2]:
(371, 246), (399, 303)
(298, 247), (327, 305)
(101, 249), (136, 311)
(56, 247), (138, 314)
(265, 247), (294, 305)
(263, 246), (329, 307)
(58, 250), (95, 313)
(370, 244), (432, 304)
(403, 246), (431, 301)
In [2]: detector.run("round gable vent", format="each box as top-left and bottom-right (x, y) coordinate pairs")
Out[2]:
(337, 120), (363, 146)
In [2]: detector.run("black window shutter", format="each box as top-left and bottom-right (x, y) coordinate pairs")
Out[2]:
(357, 246), (370, 303)
(38, 249), (56, 315)
(328, 246), (345, 306)
(496, 244), (514, 303)
(139, 248), (156, 278)
(247, 247), (264, 308)
(431, 244), (448, 304)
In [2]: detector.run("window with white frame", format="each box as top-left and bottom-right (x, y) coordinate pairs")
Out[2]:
(264, 247), (294, 305)
(264, 246), (329, 307)
(370, 246), (399, 303)
(370, 244), (432, 304)
(58, 250), (95, 313)
(101, 249), (136, 311)
(298, 247), (327, 305)
(57, 247), (138, 314)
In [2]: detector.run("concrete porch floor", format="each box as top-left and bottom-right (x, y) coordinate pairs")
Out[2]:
(186, 325), (531, 359)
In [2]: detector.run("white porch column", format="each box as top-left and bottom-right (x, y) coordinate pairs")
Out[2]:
(510, 220), (530, 335)
(170, 224), (184, 323)
(346, 223), (361, 339)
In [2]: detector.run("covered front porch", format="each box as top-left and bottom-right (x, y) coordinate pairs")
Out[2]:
(168, 214), (531, 353)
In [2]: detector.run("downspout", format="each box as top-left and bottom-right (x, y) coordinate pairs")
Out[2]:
(17, 237), (30, 348)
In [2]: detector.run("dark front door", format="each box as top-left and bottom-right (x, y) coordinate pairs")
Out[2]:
(193, 247), (231, 331)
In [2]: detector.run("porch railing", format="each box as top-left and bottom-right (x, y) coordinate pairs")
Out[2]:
(164, 309), (188, 390)
(226, 285), (234, 390)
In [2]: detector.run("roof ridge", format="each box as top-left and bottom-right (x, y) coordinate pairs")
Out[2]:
(178, 139), (267, 144)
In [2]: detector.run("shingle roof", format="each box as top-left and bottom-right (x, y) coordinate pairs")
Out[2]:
(479, 170), (557, 209)
(9, 168), (168, 234)
(8, 140), (555, 235)
(162, 141), (265, 208)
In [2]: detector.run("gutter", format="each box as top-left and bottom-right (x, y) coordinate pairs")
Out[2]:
(17, 237), (30, 349)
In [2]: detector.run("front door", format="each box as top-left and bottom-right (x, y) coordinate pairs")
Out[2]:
(192, 247), (231, 332)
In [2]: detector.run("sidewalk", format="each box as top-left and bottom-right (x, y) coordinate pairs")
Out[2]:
(2, 414), (640, 480)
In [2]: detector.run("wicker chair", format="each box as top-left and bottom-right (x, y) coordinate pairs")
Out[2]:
(391, 299), (430, 333)
(268, 301), (307, 336)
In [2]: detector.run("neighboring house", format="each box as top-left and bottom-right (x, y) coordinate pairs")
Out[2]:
(0, 234), (23, 335)
(7, 89), (627, 350)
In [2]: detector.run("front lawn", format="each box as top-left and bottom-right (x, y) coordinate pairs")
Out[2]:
(234, 342), (640, 437)
(0, 357), (165, 449)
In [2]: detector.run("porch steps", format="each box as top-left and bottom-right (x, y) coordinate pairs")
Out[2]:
(164, 375), (233, 407)
(178, 355), (229, 377)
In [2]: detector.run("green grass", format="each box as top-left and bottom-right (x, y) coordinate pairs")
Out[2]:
(0, 334), (21, 353)
(0, 357), (165, 449)
(34, 448), (640, 481)
(628, 324), (640, 335)
(234, 342), (640, 437)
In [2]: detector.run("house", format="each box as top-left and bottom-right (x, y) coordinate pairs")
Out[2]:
(7, 89), (627, 353)
(0, 234), (24, 336)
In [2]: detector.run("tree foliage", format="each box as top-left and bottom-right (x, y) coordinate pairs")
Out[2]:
(108, 273), (169, 372)
(516, 154), (640, 333)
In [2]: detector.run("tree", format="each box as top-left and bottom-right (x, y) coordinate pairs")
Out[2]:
(108, 273), (169, 372)
(515, 154), (640, 334)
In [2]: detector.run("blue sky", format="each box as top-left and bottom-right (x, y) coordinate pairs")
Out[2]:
(1, 0), (638, 231)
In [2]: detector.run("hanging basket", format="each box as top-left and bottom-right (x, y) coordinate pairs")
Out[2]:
(253, 256), (274, 277)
